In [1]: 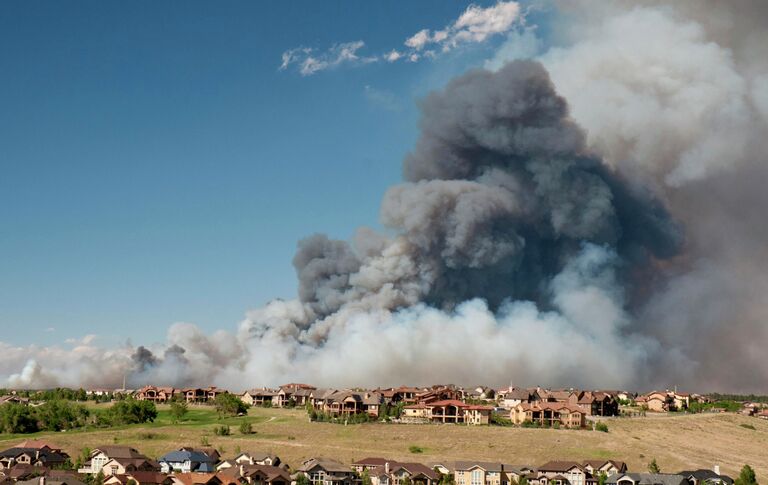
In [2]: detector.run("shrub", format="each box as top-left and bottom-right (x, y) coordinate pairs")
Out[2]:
(408, 445), (424, 454)
(740, 423), (756, 430)
(595, 422), (609, 433)
(213, 425), (231, 436)
(239, 422), (253, 435)
(490, 414), (513, 426)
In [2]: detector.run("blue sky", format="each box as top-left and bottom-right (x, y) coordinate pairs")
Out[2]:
(0, 1), (551, 346)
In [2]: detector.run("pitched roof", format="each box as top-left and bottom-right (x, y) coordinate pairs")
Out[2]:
(538, 461), (583, 473)
(606, 474), (687, 485)
(93, 447), (148, 460)
(298, 458), (350, 474)
(352, 458), (389, 467)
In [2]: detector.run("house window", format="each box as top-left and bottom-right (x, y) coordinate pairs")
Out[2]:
(472, 470), (484, 485)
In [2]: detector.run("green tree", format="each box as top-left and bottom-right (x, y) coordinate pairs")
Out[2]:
(0, 402), (38, 433)
(402, 477), (412, 485)
(104, 399), (157, 425)
(648, 458), (661, 474)
(214, 393), (248, 417)
(170, 399), (189, 423)
(518, 476), (529, 485)
(93, 471), (105, 485)
(296, 474), (310, 485)
(361, 470), (372, 485)
(734, 465), (757, 485)
(598, 473), (608, 485)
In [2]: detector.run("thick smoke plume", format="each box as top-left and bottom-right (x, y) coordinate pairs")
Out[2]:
(3, 1), (767, 392)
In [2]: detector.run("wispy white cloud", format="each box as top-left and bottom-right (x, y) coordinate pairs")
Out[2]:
(280, 41), (375, 76)
(280, 2), (522, 75)
(409, 1), (522, 53)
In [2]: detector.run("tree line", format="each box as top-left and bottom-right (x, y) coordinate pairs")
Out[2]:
(0, 399), (157, 434)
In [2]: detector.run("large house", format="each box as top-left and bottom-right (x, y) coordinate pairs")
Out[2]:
(454, 462), (519, 485)
(678, 469), (733, 485)
(274, 384), (316, 407)
(78, 446), (158, 476)
(0, 447), (69, 471)
(352, 458), (440, 485)
(606, 474), (687, 485)
(402, 400), (493, 425)
(537, 462), (589, 485)
(296, 458), (356, 485)
(309, 390), (383, 417)
(510, 403), (586, 428)
(158, 449), (216, 474)
(241, 389), (278, 407)
(136, 387), (178, 403)
(217, 464), (291, 485)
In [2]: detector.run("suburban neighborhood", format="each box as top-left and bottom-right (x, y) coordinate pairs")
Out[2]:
(0, 439), (740, 485)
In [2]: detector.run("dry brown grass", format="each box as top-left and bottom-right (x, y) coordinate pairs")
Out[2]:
(1, 407), (765, 481)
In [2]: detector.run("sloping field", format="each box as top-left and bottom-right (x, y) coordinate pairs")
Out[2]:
(0, 406), (764, 481)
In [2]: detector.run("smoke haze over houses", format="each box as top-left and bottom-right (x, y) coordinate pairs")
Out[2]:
(2, 1), (768, 393)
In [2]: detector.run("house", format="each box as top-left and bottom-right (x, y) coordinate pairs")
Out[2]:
(511, 402), (586, 428)
(638, 392), (675, 412)
(242, 389), (278, 407)
(403, 400), (493, 425)
(352, 459), (438, 485)
(78, 446), (158, 475)
(678, 468), (733, 485)
(575, 393), (619, 417)
(499, 388), (535, 410)
(158, 450), (216, 473)
(537, 462), (587, 485)
(416, 387), (462, 405)
(136, 387), (177, 403)
(386, 462), (440, 485)
(0, 447), (69, 471)
(454, 461), (515, 485)
(276, 384), (316, 407)
(218, 464), (291, 485)
(296, 458), (356, 485)
(104, 472), (174, 485)
(378, 387), (422, 404)
(228, 452), (280, 468)
(582, 461), (627, 476)
(352, 458), (389, 475)
(606, 474), (687, 485)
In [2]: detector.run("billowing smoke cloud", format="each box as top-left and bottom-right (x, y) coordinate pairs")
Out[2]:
(3, 1), (767, 392)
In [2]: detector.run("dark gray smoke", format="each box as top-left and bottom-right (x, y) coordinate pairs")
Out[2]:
(292, 61), (680, 323)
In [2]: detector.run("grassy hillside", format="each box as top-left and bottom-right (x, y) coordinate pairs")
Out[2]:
(0, 405), (764, 481)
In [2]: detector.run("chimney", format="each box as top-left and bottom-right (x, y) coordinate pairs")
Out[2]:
(385, 462), (390, 474)
(240, 465), (245, 477)
(713, 465), (720, 476)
